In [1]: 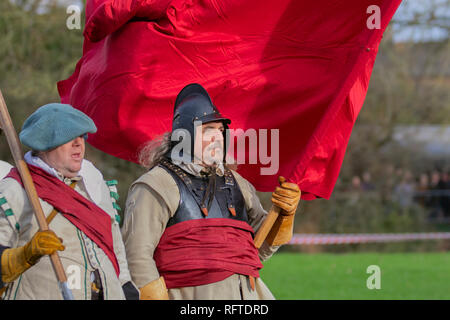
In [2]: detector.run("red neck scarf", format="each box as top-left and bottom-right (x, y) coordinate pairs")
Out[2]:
(7, 165), (120, 277)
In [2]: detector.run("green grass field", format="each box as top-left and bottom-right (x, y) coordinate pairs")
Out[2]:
(260, 252), (450, 300)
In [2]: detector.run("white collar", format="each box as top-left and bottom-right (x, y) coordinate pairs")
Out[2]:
(177, 160), (225, 177)
(24, 151), (65, 181)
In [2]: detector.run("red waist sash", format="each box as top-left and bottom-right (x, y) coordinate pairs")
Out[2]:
(7, 165), (120, 277)
(154, 218), (263, 289)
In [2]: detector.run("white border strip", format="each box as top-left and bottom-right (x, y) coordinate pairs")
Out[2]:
(288, 233), (450, 245)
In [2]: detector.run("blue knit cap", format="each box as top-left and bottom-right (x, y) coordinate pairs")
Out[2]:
(19, 103), (97, 151)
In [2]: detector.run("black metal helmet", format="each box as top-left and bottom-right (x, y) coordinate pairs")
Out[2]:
(170, 83), (231, 162)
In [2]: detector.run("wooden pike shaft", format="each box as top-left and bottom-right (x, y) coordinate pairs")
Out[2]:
(253, 205), (281, 249)
(253, 176), (287, 249)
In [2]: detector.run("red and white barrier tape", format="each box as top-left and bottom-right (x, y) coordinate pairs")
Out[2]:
(288, 232), (450, 245)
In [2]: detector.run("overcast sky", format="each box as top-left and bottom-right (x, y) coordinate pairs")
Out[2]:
(392, 0), (449, 42)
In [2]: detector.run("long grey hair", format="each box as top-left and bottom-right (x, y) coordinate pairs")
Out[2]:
(138, 132), (172, 169)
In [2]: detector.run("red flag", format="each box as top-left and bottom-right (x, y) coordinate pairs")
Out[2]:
(58, 0), (401, 200)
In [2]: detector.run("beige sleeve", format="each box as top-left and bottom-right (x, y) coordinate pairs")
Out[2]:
(0, 179), (28, 248)
(231, 170), (281, 261)
(111, 221), (133, 285)
(95, 180), (133, 286)
(121, 168), (179, 288)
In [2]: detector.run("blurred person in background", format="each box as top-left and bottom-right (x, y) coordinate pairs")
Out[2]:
(437, 171), (449, 217)
(415, 173), (430, 208)
(361, 171), (375, 192)
(394, 170), (415, 208)
(347, 175), (363, 204)
(380, 164), (396, 203)
(429, 170), (442, 219)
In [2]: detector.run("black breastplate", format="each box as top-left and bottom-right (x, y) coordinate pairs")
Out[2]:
(159, 160), (248, 228)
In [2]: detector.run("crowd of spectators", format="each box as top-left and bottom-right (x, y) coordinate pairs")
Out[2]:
(347, 167), (450, 219)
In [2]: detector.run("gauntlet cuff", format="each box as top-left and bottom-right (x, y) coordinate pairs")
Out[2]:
(1, 246), (33, 283)
(265, 214), (295, 246)
(140, 276), (169, 300)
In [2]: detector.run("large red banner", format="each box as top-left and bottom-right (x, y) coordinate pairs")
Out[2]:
(58, 0), (402, 200)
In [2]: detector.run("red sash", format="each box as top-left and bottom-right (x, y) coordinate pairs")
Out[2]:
(7, 165), (120, 277)
(154, 218), (263, 289)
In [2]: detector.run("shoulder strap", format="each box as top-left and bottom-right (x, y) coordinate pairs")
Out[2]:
(159, 159), (209, 215)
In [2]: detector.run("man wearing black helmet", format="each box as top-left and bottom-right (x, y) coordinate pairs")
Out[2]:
(122, 84), (301, 300)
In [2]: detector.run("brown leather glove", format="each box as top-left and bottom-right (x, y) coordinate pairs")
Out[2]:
(140, 276), (169, 300)
(1, 230), (65, 283)
(266, 177), (301, 246)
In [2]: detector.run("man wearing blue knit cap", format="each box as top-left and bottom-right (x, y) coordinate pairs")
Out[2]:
(19, 103), (98, 178)
(0, 103), (139, 300)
